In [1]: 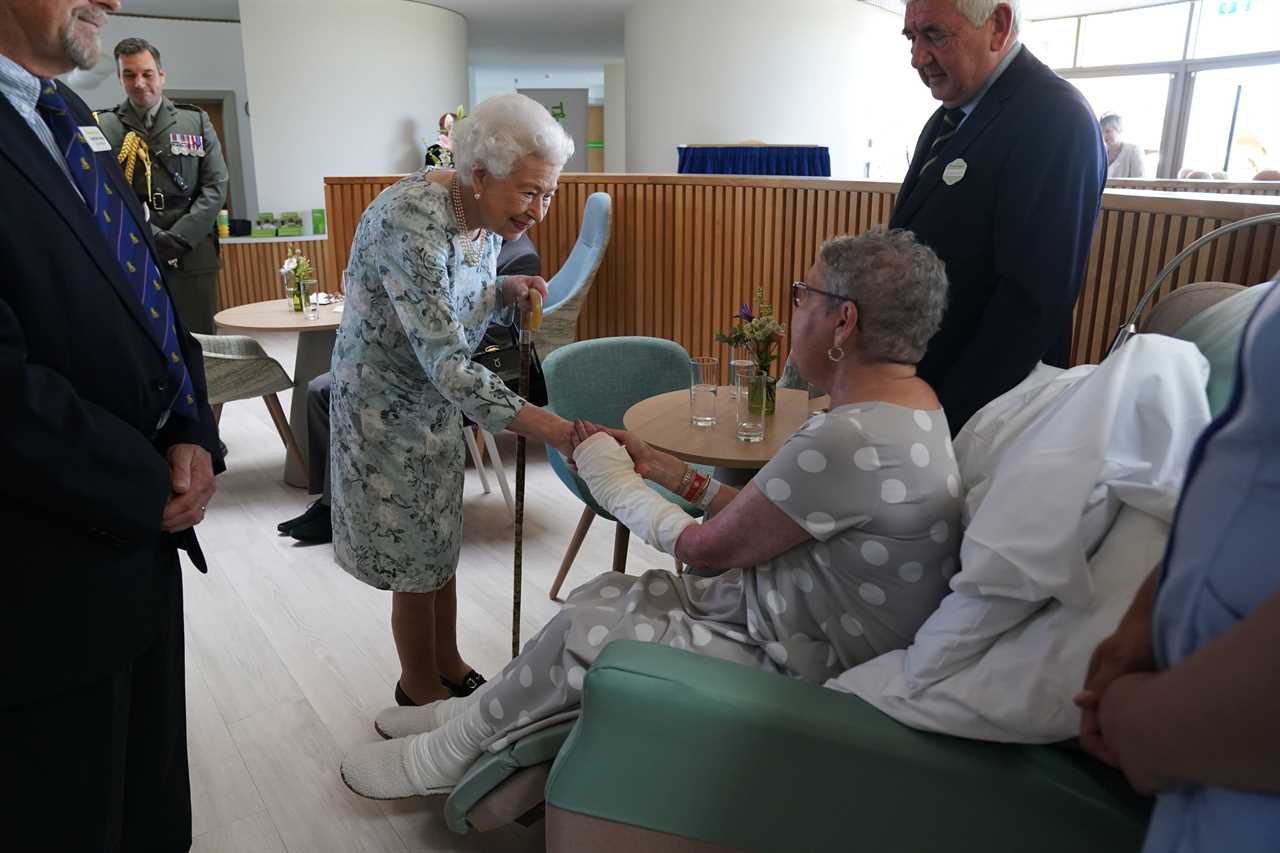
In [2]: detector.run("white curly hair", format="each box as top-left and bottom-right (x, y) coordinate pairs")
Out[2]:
(452, 94), (575, 180)
(907, 0), (1022, 37)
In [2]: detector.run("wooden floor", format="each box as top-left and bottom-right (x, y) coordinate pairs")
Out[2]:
(186, 333), (673, 853)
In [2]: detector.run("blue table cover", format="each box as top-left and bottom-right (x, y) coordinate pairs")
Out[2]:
(677, 145), (831, 177)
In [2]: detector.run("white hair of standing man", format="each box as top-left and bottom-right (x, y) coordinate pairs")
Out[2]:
(951, 0), (1022, 36)
(451, 94), (575, 180)
(904, 0), (1022, 37)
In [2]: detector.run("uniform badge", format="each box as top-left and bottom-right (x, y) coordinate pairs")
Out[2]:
(942, 158), (967, 186)
(193, 135), (206, 157)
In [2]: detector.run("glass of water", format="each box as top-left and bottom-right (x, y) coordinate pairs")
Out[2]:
(689, 356), (719, 427)
(728, 344), (754, 399)
(735, 369), (766, 442)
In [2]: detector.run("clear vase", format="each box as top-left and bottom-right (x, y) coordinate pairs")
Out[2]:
(748, 371), (777, 416)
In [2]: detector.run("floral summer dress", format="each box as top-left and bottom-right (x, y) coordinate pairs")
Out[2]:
(330, 173), (524, 592)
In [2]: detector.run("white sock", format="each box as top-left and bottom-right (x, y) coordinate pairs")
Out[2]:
(375, 692), (475, 739)
(405, 703), (495, 790)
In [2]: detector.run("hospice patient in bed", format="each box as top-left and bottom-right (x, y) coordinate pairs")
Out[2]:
(1075, 278), (1280, 853)
(340, 229), (963, 799)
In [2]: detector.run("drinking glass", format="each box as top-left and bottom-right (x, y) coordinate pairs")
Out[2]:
(689, 356), (719, 427)
(728, 344), (754, 400)
(302, 279), (320, 320)
(735, 369), (766, 442)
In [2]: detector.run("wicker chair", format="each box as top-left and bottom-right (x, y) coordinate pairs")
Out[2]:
(193, 333), (307, 480)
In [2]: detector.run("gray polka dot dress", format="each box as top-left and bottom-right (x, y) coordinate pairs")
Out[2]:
(474, 403), (963, 747)
(330, 174), (524, 593)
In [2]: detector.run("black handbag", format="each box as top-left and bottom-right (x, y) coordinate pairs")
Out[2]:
(472, 322), (548, 406)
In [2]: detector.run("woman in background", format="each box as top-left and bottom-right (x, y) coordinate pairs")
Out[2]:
(1101, 113), (1146, 179)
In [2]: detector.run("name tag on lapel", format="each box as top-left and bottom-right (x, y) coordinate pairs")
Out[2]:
(79, 125), (112, 152)
(942, 158), (967, 186)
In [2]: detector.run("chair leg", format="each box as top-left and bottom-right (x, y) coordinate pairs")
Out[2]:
(463, 425), (492, 494)
(212, 403), (223, 426)
(480, 429), (515, 521)
(612, 522), (630, 575)
(263, 393), (308, 483)
(550, 507), (595, 601)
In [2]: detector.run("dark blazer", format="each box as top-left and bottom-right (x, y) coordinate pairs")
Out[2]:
(0, 80), (222, 706)
(890, 46), (1106, 433)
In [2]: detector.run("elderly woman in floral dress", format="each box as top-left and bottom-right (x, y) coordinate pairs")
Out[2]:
(341, 229), (966, 801)
(330, 95), (577, 708)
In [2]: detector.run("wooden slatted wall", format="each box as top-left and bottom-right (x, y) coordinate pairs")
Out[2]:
(1107, 179), (1280, 196)
(1073, 189), (1280, 364)
(216, 238), (339, 309)
(317, 174), (1280, 373)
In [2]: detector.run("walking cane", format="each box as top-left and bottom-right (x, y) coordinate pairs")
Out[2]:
(513, 288), (543, 657)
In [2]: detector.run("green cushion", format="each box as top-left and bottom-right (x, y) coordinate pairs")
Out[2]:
(547, 641), (1150, 853)
(444, 721), (577, 834)
(1173, 281), (1274, 417)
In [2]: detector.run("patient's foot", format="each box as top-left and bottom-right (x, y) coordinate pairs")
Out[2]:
(340, 736), (449, 800)
(375, 696), (467, 740)
(344, 709), (492, 800)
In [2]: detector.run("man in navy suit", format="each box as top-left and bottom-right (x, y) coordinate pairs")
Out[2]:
(891, 0), (1106, 433)
(0, 1), (221, 849)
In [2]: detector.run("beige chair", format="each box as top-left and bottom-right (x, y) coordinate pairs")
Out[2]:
(1141, 282), (1245, 336)
(193, 333), (307, 480)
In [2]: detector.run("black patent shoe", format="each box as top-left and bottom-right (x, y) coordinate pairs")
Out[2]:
(440, 670), (486, 698)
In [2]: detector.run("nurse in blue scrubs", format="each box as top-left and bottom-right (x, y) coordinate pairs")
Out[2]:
(1075, 278), (1280, 853)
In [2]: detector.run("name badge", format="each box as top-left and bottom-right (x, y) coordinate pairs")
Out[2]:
(942, 158), (967, 186)
(79, 125), (112, 152)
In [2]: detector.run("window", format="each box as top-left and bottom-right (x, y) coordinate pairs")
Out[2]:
(1192, 0), (1280, 59)
(1023, 17), (1078, 69)
(1070, 74), (1173, 177)
(1076, 3), (1192, 66)
(1181, 63), (1280, 178)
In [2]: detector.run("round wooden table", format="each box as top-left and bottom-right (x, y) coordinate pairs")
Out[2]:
(623, 386), (828, 470)
(214, 298), (344, 487)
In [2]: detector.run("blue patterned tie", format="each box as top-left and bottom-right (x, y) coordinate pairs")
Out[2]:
(36, 80), (197, 420)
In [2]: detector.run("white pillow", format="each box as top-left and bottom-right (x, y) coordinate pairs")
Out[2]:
(828, 506), (1167, 742)
(827, 335), (1211, 741)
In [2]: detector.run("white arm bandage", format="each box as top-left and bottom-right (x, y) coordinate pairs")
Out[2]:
(572, 433), (696, 556)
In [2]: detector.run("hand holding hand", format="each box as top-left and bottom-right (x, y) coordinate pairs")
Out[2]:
(154, 230), (189, 263)
(1074, 595), (1157, 766)
(161, 443), (216, 532)
(1096, 671), (1167, 794)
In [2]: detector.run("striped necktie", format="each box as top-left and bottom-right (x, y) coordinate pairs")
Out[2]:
(36, 80), (197, 421)
(921, 108), (965, 173)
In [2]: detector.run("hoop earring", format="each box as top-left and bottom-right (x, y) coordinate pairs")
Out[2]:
(827, 346), (845, 363)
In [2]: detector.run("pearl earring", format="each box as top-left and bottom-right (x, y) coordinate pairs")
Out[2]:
(473, 192), (481, 200)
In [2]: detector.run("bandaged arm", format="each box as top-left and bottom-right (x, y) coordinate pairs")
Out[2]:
(573, 433), (696, 556)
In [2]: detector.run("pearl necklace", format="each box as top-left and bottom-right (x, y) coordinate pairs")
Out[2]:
(450, 174), (484, 267)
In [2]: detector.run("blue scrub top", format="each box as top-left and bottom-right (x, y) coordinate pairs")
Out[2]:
(1146, 280), (1280, 853)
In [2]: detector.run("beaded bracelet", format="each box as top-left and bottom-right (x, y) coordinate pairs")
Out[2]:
(675, 466), (695, 498)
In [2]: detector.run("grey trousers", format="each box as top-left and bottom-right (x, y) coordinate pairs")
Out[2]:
(307, 372), (332, 500)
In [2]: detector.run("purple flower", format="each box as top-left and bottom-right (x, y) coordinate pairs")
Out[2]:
(736, 303), (754, 321)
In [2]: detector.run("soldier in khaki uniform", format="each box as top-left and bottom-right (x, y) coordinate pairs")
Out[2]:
(97, 37), (228, 334)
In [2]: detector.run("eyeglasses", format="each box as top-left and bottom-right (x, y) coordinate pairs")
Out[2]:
(791, 281), (857, 309)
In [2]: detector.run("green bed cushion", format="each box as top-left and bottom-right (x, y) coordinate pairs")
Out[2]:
(547, 641), (1150, 853)
(1173, 281), (1274, 417)
(444, 721), (577, 834)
